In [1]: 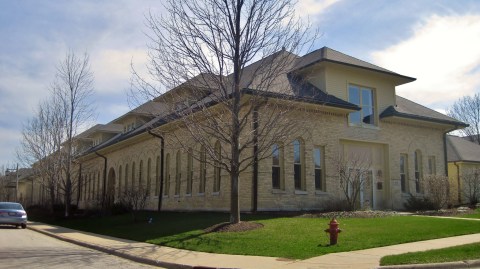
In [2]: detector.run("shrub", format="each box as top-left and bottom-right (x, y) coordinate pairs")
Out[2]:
(404, 194), (436, 211)
(423, 175), (449, 210)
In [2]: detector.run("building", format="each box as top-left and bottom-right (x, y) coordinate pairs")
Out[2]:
(28, 47), (467, 212)
(446, 135), (480, 205)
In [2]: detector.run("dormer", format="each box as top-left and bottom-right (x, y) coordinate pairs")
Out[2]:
(290, 47), (416, 128)
(74, 123), (123, 154)
(111, 101), (167, 133)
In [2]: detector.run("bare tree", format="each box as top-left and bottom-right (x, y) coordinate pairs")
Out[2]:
(53, 51), (95, 217)
(18, 96), (67, 212)
(462, 169), (480, 205)
(18, 52), (95, 216)
(119, 184), (149, 222)
(331, 153), (372, 211)
(447, 93), (480, 143)
(130, 0), (313, 223)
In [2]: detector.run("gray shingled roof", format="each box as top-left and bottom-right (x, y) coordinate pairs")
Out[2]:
(76, 123), (123, 139)
(380, 96), (468, 127)
(447, 135), (480, 163)
(293, 47), (416, 82)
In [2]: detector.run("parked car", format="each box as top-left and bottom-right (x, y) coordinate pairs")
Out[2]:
(0, 202), (27, 229)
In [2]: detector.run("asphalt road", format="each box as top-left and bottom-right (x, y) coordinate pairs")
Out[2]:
(0, 225), (163, 269)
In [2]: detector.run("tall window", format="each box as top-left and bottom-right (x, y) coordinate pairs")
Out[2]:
(428, 156), (436, 175)
(349, 85), (375, 125)
(213, 141), (221, 193)
(155, 156), (160, 195)
(314, 147), (325, 191)
(124, 164), (129, 191)
(175, 150), (181, 196)
(147, 158), (152, 196)
(400, 154), (408, 193)
(186, 150), (193, 195)
(164, 153), (170, 196)
(97, 171), (101, 200)
(118, 165), (122, 197)
(92, 173), (96, 200)
(131, 162), (136, 188)
(414, 150), (422, 193)
(199, 146), (206, 194)
(139, 160), (144, 190)
(272, 144), (283, 189)
(293, 139), (304, 190)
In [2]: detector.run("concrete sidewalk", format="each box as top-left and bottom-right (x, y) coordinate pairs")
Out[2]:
(28, 217), (480, 269)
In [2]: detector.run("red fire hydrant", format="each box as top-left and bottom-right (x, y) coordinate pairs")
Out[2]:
(324, 218), (342, 245)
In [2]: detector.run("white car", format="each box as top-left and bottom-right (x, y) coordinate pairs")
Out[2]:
(0, 202), (27, 229)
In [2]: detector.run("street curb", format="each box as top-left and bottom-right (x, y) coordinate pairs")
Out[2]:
(377, 259), (480, 269)
(28, 223), (229, 269)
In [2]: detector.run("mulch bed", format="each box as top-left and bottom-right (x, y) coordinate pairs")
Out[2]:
(204, 221), (264, 233)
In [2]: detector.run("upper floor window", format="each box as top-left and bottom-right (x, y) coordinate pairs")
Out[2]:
(213, 141), (221, 193)
(199, 145), (206, 194)
(293, 139), (305, 191)
(348, 85), (375, 126)
(400, 154), (408, 193)
(272, 143), (284, 190)
(414, 150), (422, 193)
(314, 147), (325, 191)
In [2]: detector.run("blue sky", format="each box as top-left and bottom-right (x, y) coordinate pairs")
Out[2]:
(1, 0), (480, 167)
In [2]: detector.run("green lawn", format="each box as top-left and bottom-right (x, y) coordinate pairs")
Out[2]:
(380, 242), (480, 266)
(31, 211), (480, 260)
(459, 208), (480, 219)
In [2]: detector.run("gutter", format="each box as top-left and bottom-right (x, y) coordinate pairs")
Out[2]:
(148, 130), (165, 212)
(95, 151), (107, 211)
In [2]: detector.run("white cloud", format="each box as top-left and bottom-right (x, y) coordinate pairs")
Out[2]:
(91, 49), (149, 94)
(297, 0), (342, 15)
(372, 14), (480, 110)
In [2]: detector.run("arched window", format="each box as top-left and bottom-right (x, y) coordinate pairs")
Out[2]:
(131, 162), (136, 188)
(139, 160), (144, 190)
(164, 153), (170, 196)
(118, 165), (122, 197)
(414, 150), (423, 193)
(186, 149), (193, 195)
(155, 156), (160, 195)
(92, 173), (96, 200)
(293, 139), (305, 191)
(175, 150), (181, 196)
(97, 171), (101, 200)
(199, 146), (206, 194)
(147, 158), (152, 196)
(213, 141), (221, 193)
(272, 143), (284, 190)
(124, 164), (129, 191)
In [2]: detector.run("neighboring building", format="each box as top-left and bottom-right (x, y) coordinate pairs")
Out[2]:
(30, 47), (467, 211)
(446, 135), (480, 205)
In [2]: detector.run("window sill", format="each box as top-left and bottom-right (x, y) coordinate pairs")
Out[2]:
(197, 193), (205, 197)
(174, 194), (180, 198)
(315, 190), (328, 195)
(348, 123), (380, 130)
(185, 193), (192, 197)
(212, 192), (220, 196)
(294, 190), (308, 195)
(271, 189), (286, 194)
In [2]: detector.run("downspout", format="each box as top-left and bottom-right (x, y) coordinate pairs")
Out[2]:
(148, 130), (165, 212)
(454, 162), (461, 204)
(76, 162), (82, 207)
(95, 151), (107, 211)
(252, 107), (259, 212)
